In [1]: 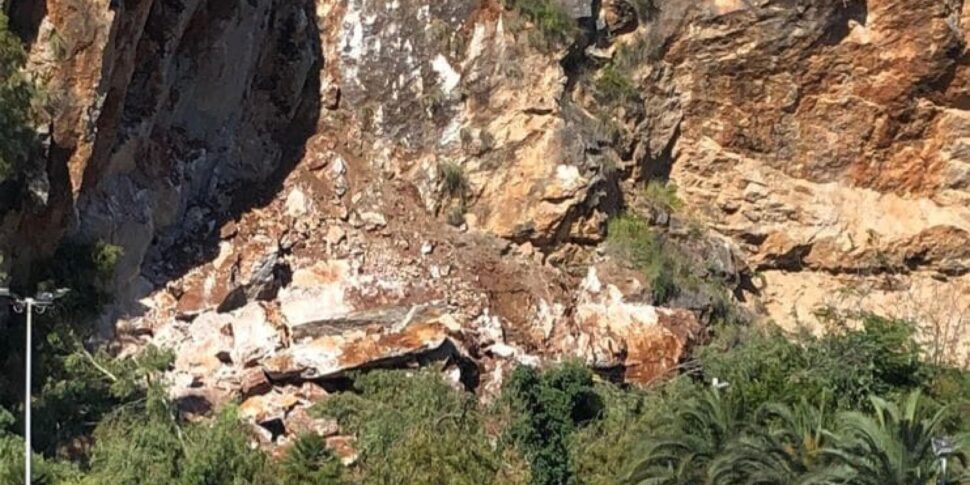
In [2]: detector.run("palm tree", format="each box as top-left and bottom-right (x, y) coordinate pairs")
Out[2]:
(624, 388), (744, 484)
(707, 398), (851, 485)
(821, 391), (969, 485)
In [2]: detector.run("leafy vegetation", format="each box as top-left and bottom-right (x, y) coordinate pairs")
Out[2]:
(501, 0), (577, 50)
(315, 369), (528, 484)
(440, 162), (469, 203)
(440, 162), (470, 226)
(0, 12), (38, 184)
(0, 240), (128, 455)
(276, 434), (346, 485)
(606, 215), (684, 304)
(76, 400), (274, 485)
(701, 315), (930, 411)
(625, 388), (970, 485)
(502, 363), (600, 485)
(621, 315), (970, 484)
(642, 180), (683, 212)
(605, 212), (741, 322)
(0, 310), (968, 484)
(593, 62), (638, 107)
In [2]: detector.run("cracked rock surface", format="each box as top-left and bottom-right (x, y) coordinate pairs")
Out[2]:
(3, 0), (969, 442)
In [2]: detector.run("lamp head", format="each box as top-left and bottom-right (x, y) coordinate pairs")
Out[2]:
(35, 288), (69, 304)
(933, 437), (956, 457)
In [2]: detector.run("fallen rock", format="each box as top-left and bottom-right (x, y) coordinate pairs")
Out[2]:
(263, 321), (462, 380)
(559, 267), (703, 384)
(240, 368), (273, 399)
(284, 407), (339, 438)
(240, 389), (301, 425)
(231, 303), (281, 367)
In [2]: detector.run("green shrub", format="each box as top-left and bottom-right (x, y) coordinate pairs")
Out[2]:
(606, 215), (680, 303)
(77, 395), (184, 485)
(315, 369), (526, 484)
(812, 315), (928, 407)
(79, 397), (273, 485)
(0, 433), (80, 485)
(701, 315), (933, 412)
(502, 362), (600, 485)
(32, 345), (174, 455)
(594, 63), (638, 106)
(642, 180), (682, 212)
(440, 162), (469, 201)
(569, 378), (697, 484)
(0, 12), (40, 184)
(622, 321), (970, 485)
(502, 0), (577, 50)
(276, 434), (345, 485)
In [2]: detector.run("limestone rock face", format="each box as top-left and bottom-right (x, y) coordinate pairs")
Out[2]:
(628, 0), (970, 345)
(5, 0), (970, 444)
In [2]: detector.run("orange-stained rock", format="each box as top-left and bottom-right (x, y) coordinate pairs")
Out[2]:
(19, 0), (970, 449)
(240, 389), (302, 425)
(559, 267), (703, 385)
(263, 321), (457, 380)
(240, 368), (272, 399)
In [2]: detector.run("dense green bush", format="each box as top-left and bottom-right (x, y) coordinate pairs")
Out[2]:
(315, 369), (528, 484)
(501, 0), (577, 50)
(614, 313), (970, 484)
(641, 181), (683, 212)
(593, 63), (638, 107)
(700, 315), (932, 411)
(0, 240), (129, 455)
(276, 434), (345, 485)
(606, 215), (682, 303)
(568, 378), (696, 485)
(0, 314), (965, 485)
(0, 406), (79, 485)
(75, 395), (276, 485)
(502, 362), (600, 485)
(0, 12), (38, 184)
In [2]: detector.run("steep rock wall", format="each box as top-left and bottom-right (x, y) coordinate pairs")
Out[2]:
(1, 0), (968, 437)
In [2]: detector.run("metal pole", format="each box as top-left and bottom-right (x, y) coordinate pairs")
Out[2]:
(24, 298), (32, 485)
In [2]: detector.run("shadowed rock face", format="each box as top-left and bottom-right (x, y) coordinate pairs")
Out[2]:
(4, 0), (970, 440)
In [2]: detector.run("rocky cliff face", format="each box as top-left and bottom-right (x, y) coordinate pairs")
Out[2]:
(3, 0), (969, 441)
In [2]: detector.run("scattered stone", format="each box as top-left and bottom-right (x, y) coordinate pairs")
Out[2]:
(359, 211), (387, 229)
(284, 406), (339, 438)
(240, 368), (273, 398)
(326, 436), (359, 466)
(325, 225), (346, 246)
(219, 221), (239, 240)
(285, 188), (309, 218)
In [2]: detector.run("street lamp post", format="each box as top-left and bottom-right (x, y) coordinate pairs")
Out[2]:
(932, 437), (956, 485)
(0, 287), (68, 485)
